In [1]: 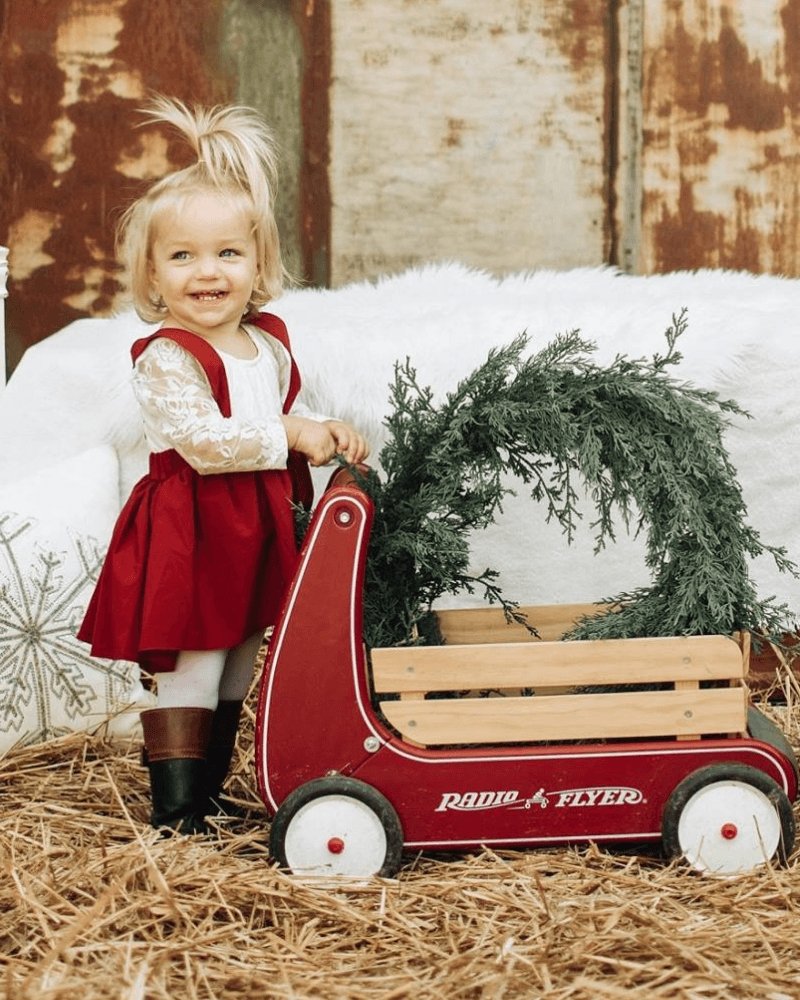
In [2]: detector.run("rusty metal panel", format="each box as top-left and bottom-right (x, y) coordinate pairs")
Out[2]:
(0, 0), (231, 371)
(328, 0), (612, 286)
(639, 0), (800, 275)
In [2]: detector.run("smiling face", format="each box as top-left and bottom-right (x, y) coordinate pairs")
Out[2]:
(148, 189), (259, 343)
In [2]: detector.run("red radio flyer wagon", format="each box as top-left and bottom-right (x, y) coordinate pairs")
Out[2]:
(255, 477), (798, 878)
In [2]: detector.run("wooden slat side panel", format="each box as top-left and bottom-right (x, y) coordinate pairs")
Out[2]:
(379, 688), (748, 745)
(434, 603), (611, 644)
(371, 635), (744, 693)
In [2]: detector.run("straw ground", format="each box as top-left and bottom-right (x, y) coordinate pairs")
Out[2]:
(3, 675), (800, 999)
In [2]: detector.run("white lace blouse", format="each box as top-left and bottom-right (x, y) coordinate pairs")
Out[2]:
(132, 325), (329, 475)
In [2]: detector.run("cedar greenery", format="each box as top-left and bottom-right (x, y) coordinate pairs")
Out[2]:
(352, 310), (796, 649)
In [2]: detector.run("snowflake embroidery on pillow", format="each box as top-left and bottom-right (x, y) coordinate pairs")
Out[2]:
(0, 512), (136, 746)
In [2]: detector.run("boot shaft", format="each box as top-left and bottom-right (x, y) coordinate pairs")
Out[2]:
(141, 706), (213, 761)
(206, 699), (244, 796)
(141, 706), (214, 833)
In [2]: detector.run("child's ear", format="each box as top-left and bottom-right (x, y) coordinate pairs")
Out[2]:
(147, 266), (162, 308)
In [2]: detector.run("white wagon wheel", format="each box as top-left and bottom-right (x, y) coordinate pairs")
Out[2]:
(269, 776), (403, 878)
(662, 764), (795, 876)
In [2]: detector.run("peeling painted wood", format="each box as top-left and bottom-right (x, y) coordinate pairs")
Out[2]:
(222, 0), (307, 282)
(0, 0), (320, 371)
(640, 0), (800, 275)
(328, 1), (611, 285)
(292, 0), (331, 287)
(0, 0), (229, 371)
(615, 0), (645, 273)
(4, 0), (800, 373)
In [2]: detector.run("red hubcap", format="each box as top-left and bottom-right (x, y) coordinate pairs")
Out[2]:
(327, 837), (345, 854)
(720, 823), (738, 840)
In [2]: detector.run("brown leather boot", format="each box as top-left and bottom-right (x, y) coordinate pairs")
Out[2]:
(141, 707), (213, 834)
(205, 699), (245, 816)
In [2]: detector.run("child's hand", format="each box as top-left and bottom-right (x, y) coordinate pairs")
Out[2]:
(323, 420), (370, 465)
(281, 416), (370, 467)
(282, 415), (338, 466)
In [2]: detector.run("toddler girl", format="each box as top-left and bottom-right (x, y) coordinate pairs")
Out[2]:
(79, 96), (369, 834)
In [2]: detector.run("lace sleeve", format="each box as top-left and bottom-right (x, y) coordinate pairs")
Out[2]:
(132, 339), (289, 474)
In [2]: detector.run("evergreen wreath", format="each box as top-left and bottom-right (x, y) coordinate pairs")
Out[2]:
(349, 310), (796, 649)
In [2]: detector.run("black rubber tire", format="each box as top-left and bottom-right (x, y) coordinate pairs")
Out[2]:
(270, 775), (404, 878)
(662, 763), (795, 872)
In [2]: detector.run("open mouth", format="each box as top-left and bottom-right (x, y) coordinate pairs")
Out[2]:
(191, 291), (227, 301)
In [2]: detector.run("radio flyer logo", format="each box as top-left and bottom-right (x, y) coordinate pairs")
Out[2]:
(435, 786), (645, 813)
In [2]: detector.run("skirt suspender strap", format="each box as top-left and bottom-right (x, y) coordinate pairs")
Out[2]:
(131, 329), (233, 416)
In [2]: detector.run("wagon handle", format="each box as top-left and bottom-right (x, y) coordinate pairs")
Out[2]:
(323, 462), (372, 494)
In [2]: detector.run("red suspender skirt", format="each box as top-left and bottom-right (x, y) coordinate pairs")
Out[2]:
(78, 313), (312, 673)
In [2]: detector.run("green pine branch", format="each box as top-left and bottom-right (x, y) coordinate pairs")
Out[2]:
(346, 310), (797, 648)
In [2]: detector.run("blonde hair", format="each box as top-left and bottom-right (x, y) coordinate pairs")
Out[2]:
(118, 95), (288, 322)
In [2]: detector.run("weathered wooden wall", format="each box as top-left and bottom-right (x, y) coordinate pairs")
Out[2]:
(0, 0), (223, 370)
(0, 0), (311, 373)
(328, 0), (800, 284)
(328, 1), (613, 284)
(638, 0), (800, 275)
(2, 0), (800, 373)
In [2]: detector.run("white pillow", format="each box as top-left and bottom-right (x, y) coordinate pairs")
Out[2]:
(0, 447), (153, 755)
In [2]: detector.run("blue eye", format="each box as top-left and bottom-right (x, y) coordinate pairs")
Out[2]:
(220, 248), (240, 258)
(170, 250), (190, 261)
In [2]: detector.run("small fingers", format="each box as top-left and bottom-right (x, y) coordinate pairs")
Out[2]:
(320, 421), (370, 466)
(338, 435), (369, 465)
(350, 435), (370, 464)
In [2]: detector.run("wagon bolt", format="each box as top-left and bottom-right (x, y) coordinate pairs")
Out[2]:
(363, 736), (380, 752)
(684, 710), (693, 718)
(720, 823), (738, 840)
(335, 508), (353, 526)
(327, 837), (345, 854)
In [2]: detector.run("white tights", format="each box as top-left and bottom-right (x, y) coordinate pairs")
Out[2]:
(155, 631), (264, 710)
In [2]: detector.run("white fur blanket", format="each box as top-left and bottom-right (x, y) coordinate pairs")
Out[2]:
(2, 263), (798, 614)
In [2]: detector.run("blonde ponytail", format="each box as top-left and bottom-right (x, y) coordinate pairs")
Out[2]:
(141, 96), (279, 213)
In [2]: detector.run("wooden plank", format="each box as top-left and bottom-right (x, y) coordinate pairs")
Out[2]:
(737, 630), (751, 677)
(371, 635), (744, 693)
(640, 4), (800, 276)
(379, 687), (747, 745)
(329, 4), (609, 285)
(434, 603), (610, 644)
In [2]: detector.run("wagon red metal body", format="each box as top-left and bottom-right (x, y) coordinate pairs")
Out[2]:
(255, 479), (798, 878)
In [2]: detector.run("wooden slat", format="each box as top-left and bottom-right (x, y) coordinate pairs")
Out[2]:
(674, 679), (699, 741)
(434, 603), (609, 644)
(371, 635), (743, 694)
(379, 687), (747, 745)
(737, 630), (751, 677)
